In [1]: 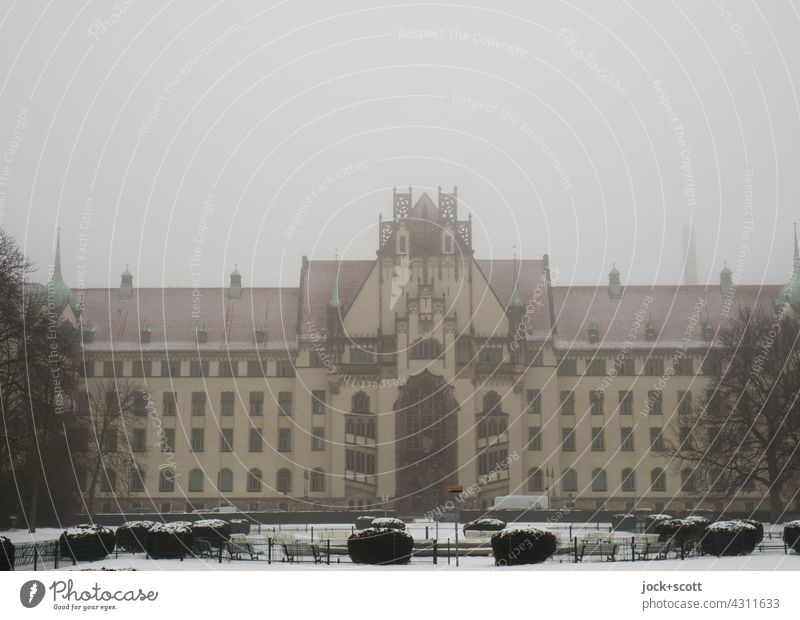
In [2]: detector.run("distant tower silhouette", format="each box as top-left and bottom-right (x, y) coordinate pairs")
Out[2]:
(682, 223), (698, 285)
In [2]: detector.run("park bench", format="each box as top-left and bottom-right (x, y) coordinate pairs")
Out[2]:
(192, 538), (214, 558)
(227, 540), (261, 560)
(282, 542), (322, 563)
(580, 541), (618, 562)
(634, 539), (672, 560)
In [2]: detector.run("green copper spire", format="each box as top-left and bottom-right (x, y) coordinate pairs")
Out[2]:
(608, 263), (622, 298)
(777, 224), (800, 311)
(510, 247), (523, 308)
(47, 228), (77, 310)
(329, 253), (341, 308)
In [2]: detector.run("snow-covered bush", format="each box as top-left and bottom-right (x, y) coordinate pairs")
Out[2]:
(655, 519), (702, 546)
(0, 536), (14, 571)
(115, 521), (156, 552)
(355, 515), (381, 530)
(145, 521), (193, 559)
(490, 527), (557, 566)
(192, 519), (231, 548)
(463, 518), (506, 534)
(738, 519), (763, 544)
(59, 524), (114, 561)
(347, 527), (414, 565)
(701, 521), (757, 556)
(644, 514), (672, 533)
(783, 521), (800, 553)
(370, 517), (405, 530)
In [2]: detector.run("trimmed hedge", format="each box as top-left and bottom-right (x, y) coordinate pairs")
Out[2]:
(370, 517), (405, 530)
(0, 536), (14, 571)
(115, 521), (156, 553)
(463, 518), (506, 535)
(644, 514), (672, 533)
(59, 524), (114, 562)
(701, 521), (758, 557)
(739, 519), (763, 544)
(347, 528), (414, 565)
(355, 515), (379, 530)
(655, 518), (706, 547)
(783, 521), (800, 553)
(491, 527), (557, 566)
(145, 522), (193, 559)
(192, 519), (231, 548)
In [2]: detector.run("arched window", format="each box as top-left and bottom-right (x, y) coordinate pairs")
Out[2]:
(621, 468), (636, 492)
(345, 418), (354, 434)
(591, 468), (607, 492)
(528, 468), (544, 492)
(218, 468), (233, 493)
(188, 468), (204, 492)
(562, 468), (577, 492)
(651, 468), (666, 492)
(410, 338), (442, 360)
(101, 468), (116, 493)
(483, 391), (501, 414)
(277, 468), (292, 493)
(681, 469), (695, 492)
(352, 391), (370, 414)
(159, 468), (174, 492)
(129, 467), (144, 492)
(247, 468), (262, 492)
(310, 469), (325, 492)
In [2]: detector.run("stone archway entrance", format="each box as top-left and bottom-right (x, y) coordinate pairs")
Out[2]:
(394, 371), (459, 515)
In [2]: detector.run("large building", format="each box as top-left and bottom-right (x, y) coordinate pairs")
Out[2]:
(49, 188), (799, 516)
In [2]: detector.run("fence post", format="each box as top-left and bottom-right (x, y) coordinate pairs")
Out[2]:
(447, 539), (451, 565)
(631, 537), (635, 562)
(218, 544), (222, 564)
(425, 526), (429, 539)
(34, 546), (38, 571)
(326, 540), (330, 565)
(268, 538), (272, 565)
(680, 541), (685, 561)
(54, 543), (59, 570)
(433, 539), (438, 565)
(573, 537), (578, 564)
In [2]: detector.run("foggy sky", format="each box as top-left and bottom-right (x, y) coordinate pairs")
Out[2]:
(1, 0), (799, 293)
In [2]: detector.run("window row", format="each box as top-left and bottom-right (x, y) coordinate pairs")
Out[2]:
(526, 467), (668, 493)
(154, 427), (304, 453)
(118, 467), (326, 494)
(557, 390), (695, 417)
(557, 355), (719, 377)
(86, 358), (298, 378)
(556, 426), (666, 452)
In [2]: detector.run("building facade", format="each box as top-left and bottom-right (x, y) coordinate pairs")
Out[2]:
(53, 188), (797, 516)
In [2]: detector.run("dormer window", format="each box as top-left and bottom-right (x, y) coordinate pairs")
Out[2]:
(140, 323), (151, 344)
(82, 323), (96, 344)
(645, 322), (656, 341)
(255, 327), (265, 344)
(588, 322), (599, 343)
(196, 325), (208, 343)
(702, 322), (713, 340)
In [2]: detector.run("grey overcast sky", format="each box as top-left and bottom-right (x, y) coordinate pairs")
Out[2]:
(1, 0), (799, 292)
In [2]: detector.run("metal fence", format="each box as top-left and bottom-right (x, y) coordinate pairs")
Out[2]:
(6, 540), (74, 571)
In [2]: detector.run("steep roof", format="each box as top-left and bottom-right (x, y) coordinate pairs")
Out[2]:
(551, 283), (782, 351)
(78, 287), (298, 352)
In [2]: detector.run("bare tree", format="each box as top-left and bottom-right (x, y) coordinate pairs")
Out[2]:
(670, 307), (800, 520)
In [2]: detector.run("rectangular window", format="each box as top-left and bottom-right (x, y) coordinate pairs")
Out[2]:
(644, 358), (664, 376)
(161, 359), (181, 378)
(218, 359), (237, 377)
(83, 361), (96, 377)
(162, 428), (175, 453)
(77, 392), (90, 416)
(561, 427), (575, 452)
(103, 430), (117, 453)
(350, 343), (376, 364)
(617, 358), (635, 376)
(132, 360), (152, 378)
(585, 358), (606, 376)
(674, 357), (694, 375)
(247, 360), (266, 377)
(312, 427), (325, 451)
(312, 390), (326, 415)
(619, 391), (632, 415)
(557, 358), (577, 376)
(650, 427), (664, 452)
(524, 347), (543, 366)
(620, 427), (634, 451)
(527, 426), (542, 451)
(477, 342), (504, 364)
(220, 428), (234, 452)
(590, 390), (604, 415)
(103, 361), (122, 377)
(134, 392), (148, 416)
(526, 389), (541, 414)
(678, 390), (692, 416)
(132, 428), (146, 452)
(278, 428), (292, 452)
(249, 428), (262, 452)
(220, 391), (235, 416)
(701, 355), (721, 376)
(191, 392), (206, 416)
(278, 392), (293, 417)
(275, 358), (295, 377)
(249, 392), (264, 416)
(648, 390), (663, 415)
(191, 428), (204, 452)
(309, 350), (324, 368)
(162, 392), (177, 416)
(189, 360), (209, 377)
(560, 391), (575, 415)
(591, 427), (605, 451)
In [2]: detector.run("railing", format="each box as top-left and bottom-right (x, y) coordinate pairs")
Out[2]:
(8, 540), (70, 571)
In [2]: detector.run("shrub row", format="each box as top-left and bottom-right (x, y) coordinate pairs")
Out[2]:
(491, 528), (557, 566)
(59, 525), (115, 562)
(144, 522), (194, 559)
(701, 521), (758, 556)
(463, 518), (506, 534)
(347, 528), (414, 565)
